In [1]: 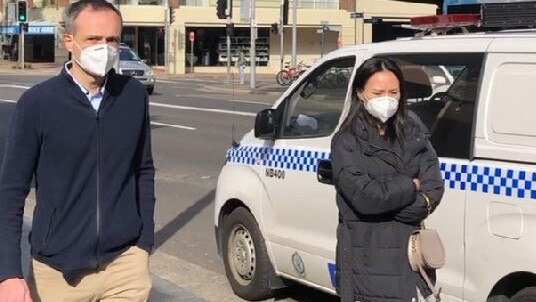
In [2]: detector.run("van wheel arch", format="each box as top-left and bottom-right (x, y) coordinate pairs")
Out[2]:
(217, 199), (250, 255)
(487, 272), (536, 301)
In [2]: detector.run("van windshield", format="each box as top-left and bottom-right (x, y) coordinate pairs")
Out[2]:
(120, 49), (141, 61)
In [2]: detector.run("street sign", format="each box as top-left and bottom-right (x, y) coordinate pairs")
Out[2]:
(350, 12), (364, 19)
(189, 31), (195, 42)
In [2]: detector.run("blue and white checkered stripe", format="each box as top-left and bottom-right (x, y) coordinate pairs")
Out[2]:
(227, 146), (536, 199)
(440, 162), (536, 199)
(226, 145), (330, 173)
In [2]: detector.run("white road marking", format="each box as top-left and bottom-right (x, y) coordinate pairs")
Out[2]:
(229, 99), (271, 105)
(150, 122), (196, 131)
(156, 79), (191, 84)
(149, 101), (256, 117)
(0, 84), (31, 89)
(1, 98), (256, 117)
(172, 93), (271, 105)
(0, 99), (17, 104)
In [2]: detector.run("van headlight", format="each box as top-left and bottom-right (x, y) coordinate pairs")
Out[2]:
(146, 69), (154, 76)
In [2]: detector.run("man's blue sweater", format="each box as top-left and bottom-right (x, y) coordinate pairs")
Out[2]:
(0, 68), (155, 283)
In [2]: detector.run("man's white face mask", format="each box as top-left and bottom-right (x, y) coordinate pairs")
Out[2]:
(363, 95), (399, 123)
(72, 39), (118, 77)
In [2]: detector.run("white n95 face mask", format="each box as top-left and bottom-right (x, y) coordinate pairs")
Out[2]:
(363, 95), (399, 123)
(73, 40), (118, 77)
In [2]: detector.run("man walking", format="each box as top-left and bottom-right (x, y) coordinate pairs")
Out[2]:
(0, 0), (155, 301)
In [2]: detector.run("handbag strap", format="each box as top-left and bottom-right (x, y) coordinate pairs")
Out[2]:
(417, 191), (441, 301)
(419, 191), (432, 230)
(418, 265), (442, 302)
(419, 191), (432, 216)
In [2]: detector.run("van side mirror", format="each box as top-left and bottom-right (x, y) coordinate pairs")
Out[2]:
(254, 109), (277, 139)
(317, 159), (334, 185)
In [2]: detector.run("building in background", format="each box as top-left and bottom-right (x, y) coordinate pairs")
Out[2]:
(0, 0), (436, 73)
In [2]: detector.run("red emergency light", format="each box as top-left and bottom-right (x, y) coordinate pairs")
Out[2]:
(410, 13), (481, 29)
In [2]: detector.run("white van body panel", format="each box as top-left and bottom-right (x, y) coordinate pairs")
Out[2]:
(215, 31), (536, 301)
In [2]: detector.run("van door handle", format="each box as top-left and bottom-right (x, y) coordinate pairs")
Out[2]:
(317, 159), (334, 185)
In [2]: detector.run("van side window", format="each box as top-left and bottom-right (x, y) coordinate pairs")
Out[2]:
(386, 53), (484, 159)
(280, 57), (356, 138)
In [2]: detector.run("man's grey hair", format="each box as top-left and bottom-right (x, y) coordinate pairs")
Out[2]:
(64, 0), (123, 34)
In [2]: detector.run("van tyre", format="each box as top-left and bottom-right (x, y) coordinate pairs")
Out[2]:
(486, 295), (509, 302)
(511, 287), (536, 302)
(222, 207), (276, 301)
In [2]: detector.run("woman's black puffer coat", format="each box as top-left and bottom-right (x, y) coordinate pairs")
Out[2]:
(331, 109), (445, 302)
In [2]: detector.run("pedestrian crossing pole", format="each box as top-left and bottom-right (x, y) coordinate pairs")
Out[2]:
(20, 24), (25, 70)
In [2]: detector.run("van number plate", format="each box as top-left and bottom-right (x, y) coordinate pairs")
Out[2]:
(265, 168), (285, 179)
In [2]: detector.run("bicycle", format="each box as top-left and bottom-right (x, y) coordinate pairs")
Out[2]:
(276, 61), (309, 86)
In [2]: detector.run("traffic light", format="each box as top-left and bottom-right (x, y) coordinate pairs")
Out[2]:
(169, 7), (175, 24)
(282, 0), (289, 25)
(21, 22), (28, 32)
(217, 0), (225, 19)
(17, 0), (28, 23)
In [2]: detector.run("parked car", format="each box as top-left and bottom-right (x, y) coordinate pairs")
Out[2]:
(118, 45), (155, 95)
(214, 6), (536, 302)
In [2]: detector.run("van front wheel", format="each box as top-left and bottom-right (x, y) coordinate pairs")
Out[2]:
(511, 287), (536, 302)
(222, 207), (276, 301)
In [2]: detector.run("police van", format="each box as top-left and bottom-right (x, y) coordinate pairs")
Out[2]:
(214, 3), (536, 301)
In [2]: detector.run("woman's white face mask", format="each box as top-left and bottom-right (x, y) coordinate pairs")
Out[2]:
(72, 39), (118, 77)
(363, 95), (399, 123)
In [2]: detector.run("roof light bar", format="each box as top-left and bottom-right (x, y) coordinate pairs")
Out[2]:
(410, 13), (481, 29)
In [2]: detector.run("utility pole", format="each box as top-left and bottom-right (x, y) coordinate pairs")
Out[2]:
(350, 11), (363, 45)
(250, 0), (256, 90)
(320, 21), (328, 58)
(164, 0), (169, 73)
(279, 0), (284, 71)
(226, 0), (231, 83)
(291, 0), (297, 67)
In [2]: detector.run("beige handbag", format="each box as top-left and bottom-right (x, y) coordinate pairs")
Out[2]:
(408, 191), (445, 301)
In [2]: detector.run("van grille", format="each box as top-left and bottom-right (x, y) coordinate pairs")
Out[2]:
(122, 69), (145, 76)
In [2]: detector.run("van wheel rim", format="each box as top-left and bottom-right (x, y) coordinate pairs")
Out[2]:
(228, 224), (256, 285)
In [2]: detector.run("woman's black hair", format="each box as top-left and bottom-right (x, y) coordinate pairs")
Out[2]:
(338, 57), (408, 143)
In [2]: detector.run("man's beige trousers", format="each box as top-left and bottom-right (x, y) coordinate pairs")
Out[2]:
(27, 246), (151, 302)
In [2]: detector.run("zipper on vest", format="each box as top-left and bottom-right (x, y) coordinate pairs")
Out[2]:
(95, 112), (101, 267)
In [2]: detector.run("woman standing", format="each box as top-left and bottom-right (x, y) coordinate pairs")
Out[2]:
(331, 57), (444, 302)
